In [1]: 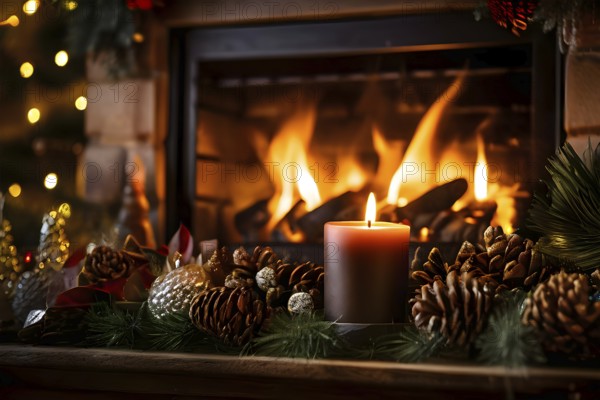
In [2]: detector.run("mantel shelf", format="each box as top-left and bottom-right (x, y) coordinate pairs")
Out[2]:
(0, 345), (599, 399)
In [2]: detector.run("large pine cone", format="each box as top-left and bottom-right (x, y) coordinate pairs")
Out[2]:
(522, 271), (600, 358)
(412, 226), (554, 291)
(189, 286), (266, 346)
(411, 270), (499, 346)
(82, 246), (133, 283)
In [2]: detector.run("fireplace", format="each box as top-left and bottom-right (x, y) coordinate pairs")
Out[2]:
(166, 11), (563, 246)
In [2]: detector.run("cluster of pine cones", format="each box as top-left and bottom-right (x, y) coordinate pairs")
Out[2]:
(411, 226), (600, 358)
(189, 246), (324, 346)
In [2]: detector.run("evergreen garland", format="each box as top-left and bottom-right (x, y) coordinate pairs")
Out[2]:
(85, 302), (145, 348)
(475, 290), (546, 367)
(366, 326), (445, 363)
(243, 312), (342, 359)
(527, 141), (600, 271)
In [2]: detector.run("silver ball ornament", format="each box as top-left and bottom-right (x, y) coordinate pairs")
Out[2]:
(148, 264), (211, 319)
(287, 292), (314, 314)
(255, 267), (277, 292)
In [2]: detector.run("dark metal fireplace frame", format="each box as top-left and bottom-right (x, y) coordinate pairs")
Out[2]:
(165, 12), (564, 238)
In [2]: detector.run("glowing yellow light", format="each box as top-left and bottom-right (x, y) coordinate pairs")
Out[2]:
(132, 32), (144, 43)
(23, 0), (40, 15)
(44, 173), (58, 189)
(474, 134), (488, 201)
(398, 197), (408, 207)
(74, 96), (87, 111)
(65, 1), (78, 10)
(0, 15), (19, 27)
(365, 192), (377, 224)
(58, 203), (71, 218)
(8, 183), (21, 198)
(54, 50), (69, 67)
(27, 108), (40, 124)
(20, 62), (34, 78)
(419, 227), (429, 242)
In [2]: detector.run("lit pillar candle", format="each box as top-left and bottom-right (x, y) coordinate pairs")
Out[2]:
(324, 193), (410, 323)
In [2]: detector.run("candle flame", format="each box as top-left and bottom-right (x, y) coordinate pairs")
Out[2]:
(474, 133), (488, 201)
(365, 192), (376, 225)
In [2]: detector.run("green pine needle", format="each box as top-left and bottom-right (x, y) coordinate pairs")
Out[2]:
(144, 311), (213, 352)
(85, 303), (144, 348)
(475, 290), (546, 367)
(527, 141), (600, 271)
(243, 312), (341, 359)
(367, 325), (445, 363)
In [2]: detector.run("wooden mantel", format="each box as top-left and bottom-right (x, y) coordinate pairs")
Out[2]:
(157, 0), (481, 27)
(0, 345), (599, 399)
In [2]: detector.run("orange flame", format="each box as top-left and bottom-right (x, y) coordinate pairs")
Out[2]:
(266, 104), (320, 230)
(387, 74), (465, 205)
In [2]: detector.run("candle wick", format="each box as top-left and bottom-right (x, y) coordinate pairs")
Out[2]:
(368, 220), (371, 228)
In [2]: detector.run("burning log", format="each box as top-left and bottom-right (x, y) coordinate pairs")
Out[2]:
(428, 200), (496, 243)
(380, 179), (468, 223)
(296, 191), (364, 243)
(234, 200), (269, 242)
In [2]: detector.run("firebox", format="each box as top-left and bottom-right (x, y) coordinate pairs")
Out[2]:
(166, 12), (563, 245)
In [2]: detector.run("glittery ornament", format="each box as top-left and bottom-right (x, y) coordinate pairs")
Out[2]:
(0, 220), (20, 284)
(11, 268), (58, 323)
(287, 292), (314, 314)
(255, 267), (277, 292)
(148, 263), (212, 319)
(38, 203), (71, 271)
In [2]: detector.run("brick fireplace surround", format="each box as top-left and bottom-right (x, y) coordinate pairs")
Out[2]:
(2, 1), (600, 399)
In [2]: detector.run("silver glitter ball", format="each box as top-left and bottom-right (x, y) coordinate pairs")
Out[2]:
(255, 267), (277, 292)
(287, 292), (314, 314)
(148, 264), (210, 319)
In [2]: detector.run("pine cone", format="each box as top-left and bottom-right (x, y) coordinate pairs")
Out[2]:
(225, 246), (279, 289)
(522, 271), (600, 358)
(258, 261), (325, 309)
(411, 226), (554, 291)
(189, 286), (266, 346)
(82, 246), (134, 283)
(411, 270), (499, 346)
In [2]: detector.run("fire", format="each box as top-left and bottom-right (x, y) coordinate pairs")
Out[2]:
(365, 192), (376, 223)
(265, 103), (320, 230)
(474, 133), (488, 201)
(256, 74), (519, 240)
(387, 74), (465, 205)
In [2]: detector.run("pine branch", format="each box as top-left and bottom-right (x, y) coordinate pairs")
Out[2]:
(475, 290), (546, 367)
(527, 141), (600, 271)
(143, 311), (220, 352)
(367, 325), (445, 363)
(85, 302), (144, 348)
(243, 312), (341, 359)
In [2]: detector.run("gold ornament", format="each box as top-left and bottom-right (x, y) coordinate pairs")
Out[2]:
(37, 203), (70, 270)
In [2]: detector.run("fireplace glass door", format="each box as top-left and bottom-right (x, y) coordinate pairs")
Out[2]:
(167, 13), (562, 245)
